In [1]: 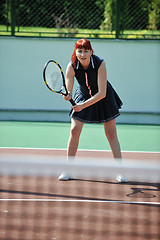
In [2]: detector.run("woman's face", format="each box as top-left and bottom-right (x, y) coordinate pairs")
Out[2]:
(76, 48), (93, 67)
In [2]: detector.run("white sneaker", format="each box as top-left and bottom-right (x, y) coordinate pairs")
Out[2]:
(116, 175), (128, 183)
(58, 172), (72, 181)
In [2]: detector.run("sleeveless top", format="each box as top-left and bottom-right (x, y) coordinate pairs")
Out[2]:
(70, 55), (123, 123)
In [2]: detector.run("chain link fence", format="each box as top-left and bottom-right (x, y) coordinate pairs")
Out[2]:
(0, 0), (160, 39)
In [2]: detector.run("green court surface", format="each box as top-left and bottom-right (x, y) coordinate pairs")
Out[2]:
(0, 121), (160, 152)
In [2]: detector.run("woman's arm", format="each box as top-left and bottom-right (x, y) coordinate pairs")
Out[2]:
(63, 62), (75, 101)
(73, 61), (107, 112)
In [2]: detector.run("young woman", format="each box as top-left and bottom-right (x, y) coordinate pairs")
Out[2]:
(59, 38), (128, 183)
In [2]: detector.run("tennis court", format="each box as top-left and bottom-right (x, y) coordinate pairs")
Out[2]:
(0, 121), (160, 240)
(1, 0), (160, 238)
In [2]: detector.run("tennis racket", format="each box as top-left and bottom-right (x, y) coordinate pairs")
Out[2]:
(43, 60), (75, 106)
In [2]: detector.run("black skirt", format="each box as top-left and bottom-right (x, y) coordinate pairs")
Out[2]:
(70, 81), (123, 123)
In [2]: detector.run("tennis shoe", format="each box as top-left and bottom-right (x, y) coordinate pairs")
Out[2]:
(58, 172), (72, 181)
(116, 174), (128, 183)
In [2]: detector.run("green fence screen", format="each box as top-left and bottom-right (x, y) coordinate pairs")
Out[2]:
(0, 0), (160, 39)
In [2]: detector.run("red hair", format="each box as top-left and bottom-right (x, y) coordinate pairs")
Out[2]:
(71, 38), (93, 68)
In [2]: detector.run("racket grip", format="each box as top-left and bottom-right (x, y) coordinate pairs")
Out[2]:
(69, 98), (76, 106)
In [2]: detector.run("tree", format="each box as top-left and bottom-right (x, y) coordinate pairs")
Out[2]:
(148, 0), (160, 30)
(99, 0), (116, 31)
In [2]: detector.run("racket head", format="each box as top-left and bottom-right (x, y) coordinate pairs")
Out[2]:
(43, 60), (68, 95)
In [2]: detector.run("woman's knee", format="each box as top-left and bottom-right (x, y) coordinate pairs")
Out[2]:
(105, 128), (117, 141)
(70, 119), (83, 138)
(104, 120), (118, 141)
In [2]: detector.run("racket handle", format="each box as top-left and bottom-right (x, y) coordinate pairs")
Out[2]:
(69, 98), (76, 106)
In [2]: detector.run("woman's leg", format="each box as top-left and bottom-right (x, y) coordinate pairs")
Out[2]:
(104, 119), (128, 182)
(103, 118), (122, 160)
(67, 118), (84, 159)
(59, 118), (84, 180)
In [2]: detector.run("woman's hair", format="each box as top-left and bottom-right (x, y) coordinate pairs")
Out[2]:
(71, 38), (93, 68)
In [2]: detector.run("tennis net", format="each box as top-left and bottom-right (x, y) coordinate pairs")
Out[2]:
(0, 153), (160, 240)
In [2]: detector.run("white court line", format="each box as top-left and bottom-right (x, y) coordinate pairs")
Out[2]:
(0, 199), (160, 205)
(0, 147), (160, 154)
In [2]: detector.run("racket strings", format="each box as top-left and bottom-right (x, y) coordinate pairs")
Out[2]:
(49, 71), (62, 91)
(46, 62), (63, 92)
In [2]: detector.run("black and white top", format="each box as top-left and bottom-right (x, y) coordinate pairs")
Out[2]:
(70, 55), (123, 123)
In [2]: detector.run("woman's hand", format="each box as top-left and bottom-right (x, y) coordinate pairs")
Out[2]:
(62, 91), (72, 101)
(62, 91), (84, 112)
(72, 103), (84, 112)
